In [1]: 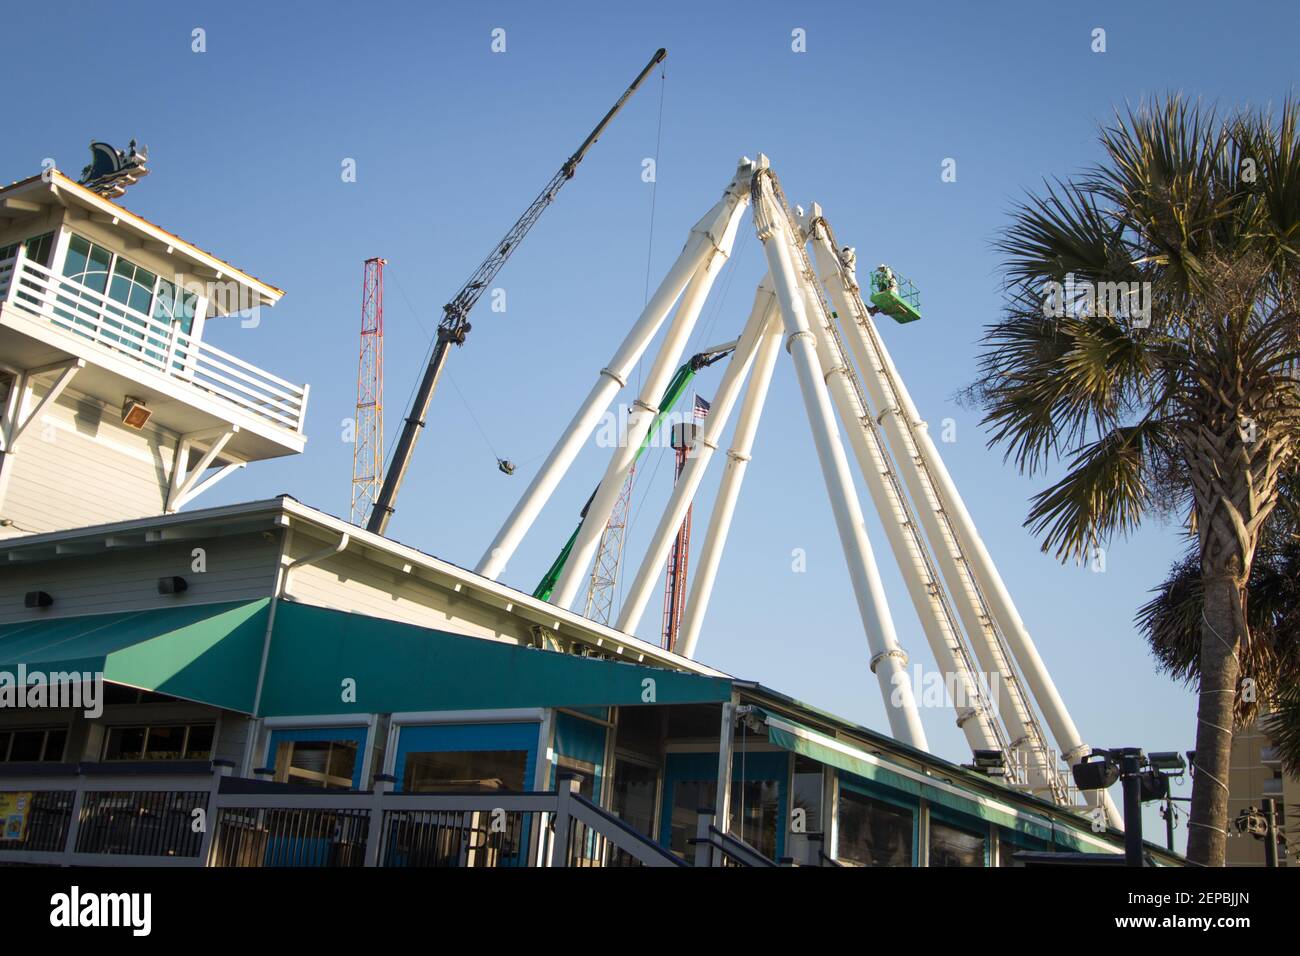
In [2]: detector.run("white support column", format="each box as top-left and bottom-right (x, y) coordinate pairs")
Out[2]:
(795, 253), (1002, 754)
(751, 165), (927, 750)
(476, 158), (757, 581)
(678, 299), (782, 660)
(809, 215), (1119, 825)
(615, 279), (778, 634)
(550, 174), (754, 610)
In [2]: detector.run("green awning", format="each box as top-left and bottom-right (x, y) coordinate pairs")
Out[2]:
(0, 599), (270, 713)
(761, 709), (1056, 842)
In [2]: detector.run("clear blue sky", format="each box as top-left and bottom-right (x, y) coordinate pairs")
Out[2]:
(8, 0), (1297, 847)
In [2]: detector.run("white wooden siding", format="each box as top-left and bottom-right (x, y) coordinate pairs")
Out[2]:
(0, 530), (280, 625)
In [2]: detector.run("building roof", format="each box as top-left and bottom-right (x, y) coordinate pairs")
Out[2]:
(0, 171), (284, 306)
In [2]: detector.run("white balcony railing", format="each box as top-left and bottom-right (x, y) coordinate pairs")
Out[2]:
(0, 250), (308, 434)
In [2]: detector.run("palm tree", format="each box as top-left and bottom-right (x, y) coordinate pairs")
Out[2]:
(1138, 468), (1300, 728)
(973, 97), (1300, 865)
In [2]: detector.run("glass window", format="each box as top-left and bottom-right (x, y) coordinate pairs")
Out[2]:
(108, 256), (157, 316)
(273, 738), (359, 790)
(23, 232), (53, 267)
(103, 726), (147, 761)
(43, 728), (67, 762)
(153, 278), (199, 336)
(3, 728), (66, 762)
(62, 234), (112, 293)
(402, 749), (528, 793)
(837, 788), (913, 867)
(611, 759), (658, 839)
(184, 723), (214, 759)
(929, 818), (987, 867)
(667, 777), (781, 861)
(103, 724), (215, 761)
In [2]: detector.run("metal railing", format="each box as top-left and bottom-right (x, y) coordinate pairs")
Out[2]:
(0, 764), (679, 867)
(0, 250), (308, 434)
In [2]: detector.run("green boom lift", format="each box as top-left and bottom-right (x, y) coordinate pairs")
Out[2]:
(532, 345), (734, 601)
(868, 264), (922, 324)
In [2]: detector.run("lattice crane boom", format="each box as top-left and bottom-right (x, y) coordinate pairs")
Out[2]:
(367, 48), (667, 536)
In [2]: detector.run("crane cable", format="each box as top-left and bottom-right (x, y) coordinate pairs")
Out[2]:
(386, 266), (505, 470)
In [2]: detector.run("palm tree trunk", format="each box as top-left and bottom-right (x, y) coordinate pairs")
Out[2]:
(1186, 572), (1244, 865)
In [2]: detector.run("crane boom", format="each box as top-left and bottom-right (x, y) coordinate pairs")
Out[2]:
(367, 48), (668, 535)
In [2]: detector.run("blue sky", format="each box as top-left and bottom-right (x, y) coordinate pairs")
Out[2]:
(8, 0), (1297, 847)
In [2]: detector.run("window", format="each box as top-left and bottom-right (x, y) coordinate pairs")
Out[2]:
(611, 758), (658, 839)
(667, 778), (782, 860)
(0, 727), (67, 762)
(0, 232), (54, 267)
(929, 818), (986, 867)
(153, 277), (199, 336)
(402, 749), (528, 792)
(62, 234), (113, 293)
(108, 256), (158, 316)
(102, 723), (214, 761)
(273, 738), (359, 790)
(837, 788), (913, 867)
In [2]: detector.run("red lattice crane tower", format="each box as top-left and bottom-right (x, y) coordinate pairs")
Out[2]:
(661, 395), (710, 652)
(351, 257), (386, 525)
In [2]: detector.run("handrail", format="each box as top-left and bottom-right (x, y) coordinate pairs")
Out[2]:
(568, 792), (686, 867)
(1, 254), (307, 434)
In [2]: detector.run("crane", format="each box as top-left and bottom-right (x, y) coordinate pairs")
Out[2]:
(366, 48), (668, 535)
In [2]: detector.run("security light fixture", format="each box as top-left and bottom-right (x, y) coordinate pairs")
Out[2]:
(1071, 751), (1120, 790)
(121, 397), (152, 429)
(1148, 752), (1186, 774)
(157, 575), (188, 595)
(24, 590), (53, 608)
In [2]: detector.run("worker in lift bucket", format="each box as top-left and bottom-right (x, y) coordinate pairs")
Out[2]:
(876, 264), (898, 294)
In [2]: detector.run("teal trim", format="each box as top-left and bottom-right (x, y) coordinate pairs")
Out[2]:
(265, 725), (368, 790)
(0, 599), (269, 713)
(659, 749), (789, 860)
(393, 722), (539, 793)
(763, 712), (1055, 843)
(259, 602), (731, 717)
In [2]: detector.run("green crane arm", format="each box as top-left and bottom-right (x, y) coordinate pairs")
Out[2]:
(532, 348), (731, 602)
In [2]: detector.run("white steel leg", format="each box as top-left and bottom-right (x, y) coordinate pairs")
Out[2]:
(752, 165), (928, 750)
(476, 158), (757, 580)
(550, 179), (753, 608)
(678, 296), (783, 660)
(615, 279), (779, 634)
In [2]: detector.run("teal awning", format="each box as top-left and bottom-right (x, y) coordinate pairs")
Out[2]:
(761, 709), (1056, 842)
(0, 599), (270, 713)
(257, 601), (733, 716)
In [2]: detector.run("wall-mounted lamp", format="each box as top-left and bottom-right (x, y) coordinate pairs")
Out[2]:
(121, 397), (152, 429)
(24, 590), (53, 608)
(157, 576), (188, 595)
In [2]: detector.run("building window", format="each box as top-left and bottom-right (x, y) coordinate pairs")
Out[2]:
(102, 723), (214, 761)
(667, 778), (782, 860)
(837, 788), (913, 867)
(929, 817), (987, 867)
(0, 232), (54, 267)
(273, 738), (360, 790)
(62, 234), (113, 293)
(611, 758), (658, 840)
(402, 749), (529, 792)
(0, 727), (68, 762)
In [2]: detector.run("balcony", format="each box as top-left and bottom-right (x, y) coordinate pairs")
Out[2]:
(0, 249), (307, 459)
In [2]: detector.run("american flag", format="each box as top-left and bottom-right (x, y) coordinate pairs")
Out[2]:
(693, 394), (710, 421)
